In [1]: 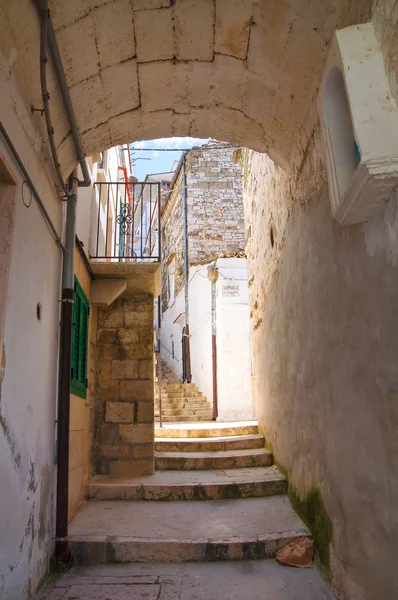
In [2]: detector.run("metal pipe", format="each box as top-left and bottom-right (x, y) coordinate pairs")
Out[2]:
(0, 121), (64, 252)
(55, 168), (78, 562)
(157, 182), (161, 260)
(157, 297), (163, 427)
(182, 154), (192, 383)
(211, 278), (218, 420)
(46, 17), (91, 187)
(37, 0), (69, 196)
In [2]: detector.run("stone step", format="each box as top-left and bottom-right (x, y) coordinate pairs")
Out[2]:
(159, 397), (207, 403)
(155, 448), (272, 470)
(68, 496), (309, 564)
(159, 408), (212, 417)
(155, 434), (265, 452)
(155, 422), (259, 438)
(86, 467), (287, 501)
(159, 415), (213, 422)
(156, 400), (210, 409)
(162, 384), (198, 390)
(162, 392), (207, 400)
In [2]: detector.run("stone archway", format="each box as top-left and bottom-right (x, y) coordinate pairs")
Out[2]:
(36, 0), (371, 177)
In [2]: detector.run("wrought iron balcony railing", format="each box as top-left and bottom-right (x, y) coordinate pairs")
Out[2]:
(91, 180), (161, 261)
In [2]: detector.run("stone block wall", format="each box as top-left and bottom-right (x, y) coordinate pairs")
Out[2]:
(93, 294), (155, 477)
(186, 145), (245, 264)
(161, 144), (246, 311)
(161, 169), (184, 312)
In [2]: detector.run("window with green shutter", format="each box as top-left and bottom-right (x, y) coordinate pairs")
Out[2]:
(71, 276), (89, 399)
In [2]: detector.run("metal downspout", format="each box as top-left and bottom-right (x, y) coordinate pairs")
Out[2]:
(211, 275), (218, 421)
(182, 154), (192, 383)
(37, 0), (68, 196)
(46, 20), (91, 187)
(34, 0), (91, 188)
(55, 169), (78, 562)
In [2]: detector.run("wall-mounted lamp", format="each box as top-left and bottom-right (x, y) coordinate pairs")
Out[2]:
(207, 265), (219, 283)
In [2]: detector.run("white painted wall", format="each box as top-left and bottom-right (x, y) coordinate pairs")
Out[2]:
(160, 285), (185, 379)
(215, 258), (253, 421)
(0, 66), (63, 599)
(189, 265), (213, 405)
(75, 160), (95, 255)
(160, 258), (253, 421)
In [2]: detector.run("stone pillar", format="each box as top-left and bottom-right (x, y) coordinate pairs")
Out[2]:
(94, 294), (154, 477)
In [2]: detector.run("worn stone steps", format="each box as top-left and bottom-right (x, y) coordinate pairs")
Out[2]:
(155, 422), (259, 438)
(68, 496), (309, 564)
(155, 448), (272, 470)
(155, 434), (265, 452)
(159, 407), (212, 417)
(162, 390), (206, 400)
(159, 415), (213, 422)
(156, 401), (210, 410)
(86, 467), (287, 501)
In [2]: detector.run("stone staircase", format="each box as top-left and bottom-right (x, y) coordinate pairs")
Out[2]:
(156, 359), (213, 422)
(69, 421), (310, 563)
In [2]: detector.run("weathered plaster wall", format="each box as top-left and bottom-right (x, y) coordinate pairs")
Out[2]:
(0, 86), (62, 599)
(243, 126), (398, 596)
(94, 294), (155, 477)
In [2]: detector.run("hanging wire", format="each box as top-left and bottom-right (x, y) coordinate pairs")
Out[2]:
(22, 180), (33, 208)
(131, 144), (240, 152)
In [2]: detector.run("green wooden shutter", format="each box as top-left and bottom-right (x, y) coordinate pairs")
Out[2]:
(71, 276), (89, 399)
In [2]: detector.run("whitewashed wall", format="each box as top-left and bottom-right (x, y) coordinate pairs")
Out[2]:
(215, 258), (253, 421)
(0, 67), (63, 599)
(160, 259), (253, 421)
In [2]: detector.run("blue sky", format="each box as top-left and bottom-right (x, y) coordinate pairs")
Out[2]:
(130, 137), (210, 181)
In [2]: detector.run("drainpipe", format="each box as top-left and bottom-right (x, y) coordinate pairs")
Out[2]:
(208, 265), (219, 420)
(182, 154), (192, 383)
(34, 0), (91, 188)
(55, 168), (78, 562)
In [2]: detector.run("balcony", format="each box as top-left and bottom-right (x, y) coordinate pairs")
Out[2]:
(89, 180), (161, 299)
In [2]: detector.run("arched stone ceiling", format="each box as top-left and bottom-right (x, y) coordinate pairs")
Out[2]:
(48, 0), (372, 174)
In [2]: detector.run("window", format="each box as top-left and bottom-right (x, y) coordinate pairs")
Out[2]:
(167, 256), (176, 306)
(71, 276), (90, 398)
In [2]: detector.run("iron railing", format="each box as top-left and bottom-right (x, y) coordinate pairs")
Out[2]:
(91, 181), (161, 261)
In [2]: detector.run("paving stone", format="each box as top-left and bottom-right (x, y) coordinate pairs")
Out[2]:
(63, 583), (160, 599)
(37, 561), (332, 600)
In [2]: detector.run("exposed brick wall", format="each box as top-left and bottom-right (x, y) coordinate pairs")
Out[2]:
(161, 145), (245, 311)
(93, 294), (155, 476)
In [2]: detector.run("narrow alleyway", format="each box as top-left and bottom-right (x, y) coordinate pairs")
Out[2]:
(37, 423), (332, 599)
